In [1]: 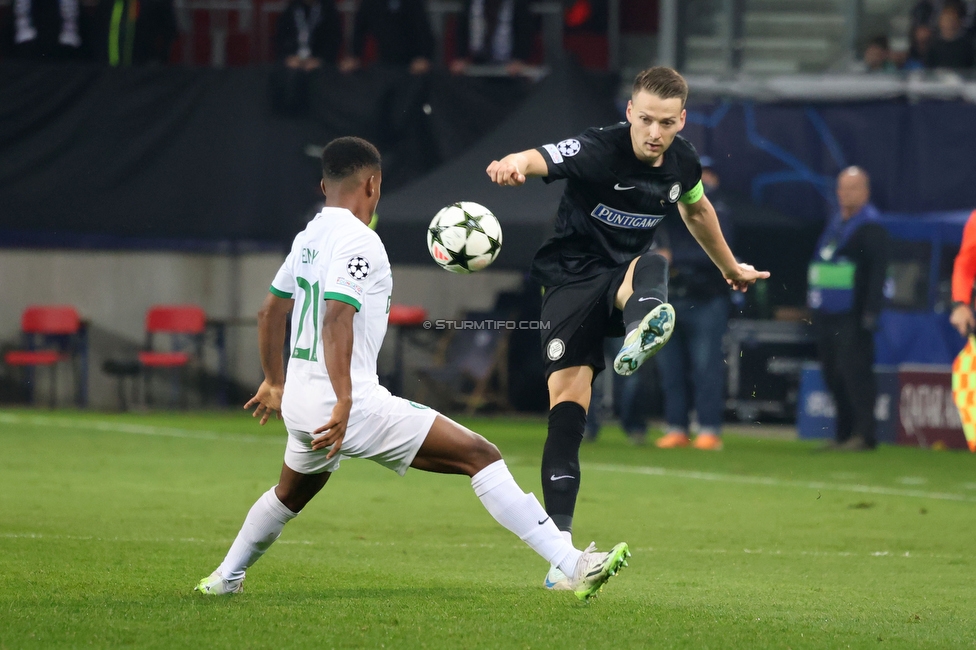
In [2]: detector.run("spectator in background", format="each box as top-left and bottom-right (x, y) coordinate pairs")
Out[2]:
(274, 0), (341, 71)
(271, 0), (340, 115)
(11, 0), (85, 59)
(911, 0), (976, 34)
(808, 167), (891, 452)
(341, 0), (433, 74)
(911, 0), (942, 30)
(949, 210), (976, 337)
(903, 23), (934, 69)
(653, 157), (733, 452)
(451, 0), (535, 76)
(926, 3), (975, 69)
(562, 0), (610, 69)
(583, 336), (654, 445)
(862, 35), (898, 72)
(92, 0), (177, 65)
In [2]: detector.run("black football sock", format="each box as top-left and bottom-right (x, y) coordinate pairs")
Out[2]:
(623, 253), (669, 334)
(541, 401), (587, 533)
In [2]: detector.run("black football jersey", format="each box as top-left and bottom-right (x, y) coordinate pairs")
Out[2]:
(531, 123), (703, 287)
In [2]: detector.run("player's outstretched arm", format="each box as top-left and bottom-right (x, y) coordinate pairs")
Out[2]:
(245, 293), (294, 424)
(311, 300), (356, 458)
(486, 149), (548, 187)
(679, 195), (770, 292)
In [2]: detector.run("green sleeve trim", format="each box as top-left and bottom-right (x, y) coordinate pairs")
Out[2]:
(679, 180), (704, 205)
(269, 285), (293, 299)
(323, 291), (361, 311)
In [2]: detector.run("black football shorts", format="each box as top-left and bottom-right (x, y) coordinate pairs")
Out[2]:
(539, 266), (629, 378)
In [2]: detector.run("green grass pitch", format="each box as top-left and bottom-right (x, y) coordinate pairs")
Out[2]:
(1, 408), (974, 649)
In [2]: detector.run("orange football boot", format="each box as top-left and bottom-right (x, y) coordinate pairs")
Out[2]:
(693, 433), (724, 451)
(655, 432), (690, 448)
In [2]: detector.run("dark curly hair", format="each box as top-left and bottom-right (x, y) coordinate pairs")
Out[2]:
(321, 136), (382, 181)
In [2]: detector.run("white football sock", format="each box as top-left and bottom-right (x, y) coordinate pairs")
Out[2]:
(471, 460), (582, 576)
(217, 487), (297, 581)
(552, 530), (574, 571)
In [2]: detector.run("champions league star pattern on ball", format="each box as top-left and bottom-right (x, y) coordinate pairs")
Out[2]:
(427, 201), (503, 273)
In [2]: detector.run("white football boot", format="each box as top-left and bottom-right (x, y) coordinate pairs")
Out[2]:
(613, 303), (675, 376)
(543, 565), (572, 591)
(194, 570), (244, 595)
(568, 542), (631, 602)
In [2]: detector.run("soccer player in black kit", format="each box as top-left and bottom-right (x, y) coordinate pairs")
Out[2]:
(487, 66), (769, 589)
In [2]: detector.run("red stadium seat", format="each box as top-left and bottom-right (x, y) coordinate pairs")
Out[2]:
(388, 304), (428, 327)
(5, 350), (66, 366)
(137, 351), (191, 367)
(144, 305), (207, 337)
(139, 305), (208, 406)
(385, 305), (429, 395)
(3, 305), (87, 407)
(21, 306), (82, 335)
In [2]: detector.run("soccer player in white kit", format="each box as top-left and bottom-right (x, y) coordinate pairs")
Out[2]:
(194, 137), (630, 601)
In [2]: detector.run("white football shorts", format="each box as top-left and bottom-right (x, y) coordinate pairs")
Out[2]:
(284, 385), (439, 476)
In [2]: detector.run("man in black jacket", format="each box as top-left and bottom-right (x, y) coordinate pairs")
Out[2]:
(340, 0), (433, 74)
(271, 0), (341, 115)
(926, 3), (976, 69)
(10, 0), (85, 60)
(274, 0), (341, 70)
(451, 0), (535, 75)
(653, 157), (734, 451)
(808, 167), (891, 451)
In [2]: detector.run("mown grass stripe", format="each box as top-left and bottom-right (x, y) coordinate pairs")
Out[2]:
(0, 412), (278, 445)
(584, 462), (976, 503)
(4, 412), (974, 504)
(3, 532), (966, 561)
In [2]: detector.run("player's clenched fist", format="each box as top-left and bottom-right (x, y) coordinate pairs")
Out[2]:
(487, 155), (527, 186)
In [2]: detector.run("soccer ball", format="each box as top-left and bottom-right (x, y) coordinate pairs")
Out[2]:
(427, 202), (503, 273)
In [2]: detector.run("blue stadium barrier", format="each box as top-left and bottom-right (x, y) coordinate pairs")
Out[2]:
(796, 363), (898, 443)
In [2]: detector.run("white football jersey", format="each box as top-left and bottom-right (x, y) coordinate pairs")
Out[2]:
(270, 207), (393, 431)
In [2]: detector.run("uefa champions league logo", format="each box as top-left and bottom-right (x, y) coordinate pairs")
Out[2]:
(347, 256), (370, 280)
(556, 139), (581, 157)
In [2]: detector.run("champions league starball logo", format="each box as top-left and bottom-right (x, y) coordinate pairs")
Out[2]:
(347, 256), (370, 280)
(556, 139), (581, 157)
